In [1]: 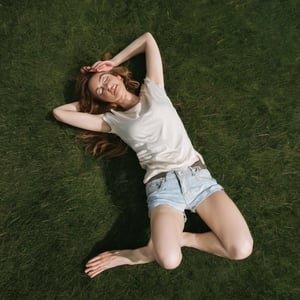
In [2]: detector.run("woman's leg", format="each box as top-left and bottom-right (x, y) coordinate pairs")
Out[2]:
(182, 191), (253, 260)
(150, 204), (185, 269)
(85, 204), (185, 277)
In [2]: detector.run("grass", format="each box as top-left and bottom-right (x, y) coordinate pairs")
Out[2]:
(1, 0), (299, 299)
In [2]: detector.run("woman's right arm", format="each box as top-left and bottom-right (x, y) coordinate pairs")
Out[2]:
(90, 32), (164, 87)
(53, 102), (111, 132)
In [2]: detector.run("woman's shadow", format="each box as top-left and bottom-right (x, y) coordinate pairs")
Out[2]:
(87, 151), (150, 259)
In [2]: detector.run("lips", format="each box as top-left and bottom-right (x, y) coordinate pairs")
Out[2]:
(113, 84), (118, 95)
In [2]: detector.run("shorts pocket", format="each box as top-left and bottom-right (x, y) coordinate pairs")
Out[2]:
(145, 177), (165, 196)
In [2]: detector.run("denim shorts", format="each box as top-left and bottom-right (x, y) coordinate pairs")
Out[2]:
(145, 166), (223, 217)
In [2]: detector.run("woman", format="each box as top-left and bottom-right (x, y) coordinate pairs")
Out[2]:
(53, 32), (253, 278)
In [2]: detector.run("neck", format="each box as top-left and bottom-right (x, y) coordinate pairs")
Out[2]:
(118, 92), (139, 110)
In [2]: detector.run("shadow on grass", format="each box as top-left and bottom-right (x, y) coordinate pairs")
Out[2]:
(84, 151), (149, 263)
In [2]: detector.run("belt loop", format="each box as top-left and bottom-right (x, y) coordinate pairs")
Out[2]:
(191, 159), (207, 169)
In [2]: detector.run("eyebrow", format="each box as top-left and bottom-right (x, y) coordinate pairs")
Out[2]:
(97, 73), (103, 86)
(98, 71), (108, 81)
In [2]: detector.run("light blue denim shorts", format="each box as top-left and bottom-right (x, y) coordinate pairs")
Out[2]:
(145, 166), (223, 217)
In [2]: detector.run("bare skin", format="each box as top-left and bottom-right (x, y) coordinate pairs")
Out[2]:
(85, 245), (155, 278)
(52, 33), (253, 278)
(87, 72), (140, 110)
(53, 32), (163, 133)
(85, 191), (253, 278)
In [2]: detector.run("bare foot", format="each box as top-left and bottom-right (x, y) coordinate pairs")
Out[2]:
(85, 246), (154, 278)
(85, 250), (131, 278)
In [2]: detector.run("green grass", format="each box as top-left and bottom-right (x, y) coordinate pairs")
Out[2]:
(1, 0), (299, 299)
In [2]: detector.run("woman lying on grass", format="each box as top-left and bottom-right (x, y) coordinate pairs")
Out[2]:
(53, 32), (253, 278)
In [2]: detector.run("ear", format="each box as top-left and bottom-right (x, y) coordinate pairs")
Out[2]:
(116, 75), (124, 81)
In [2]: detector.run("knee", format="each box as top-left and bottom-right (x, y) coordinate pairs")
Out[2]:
(228, 236), (253, 260)
(156, 251), (182, 270)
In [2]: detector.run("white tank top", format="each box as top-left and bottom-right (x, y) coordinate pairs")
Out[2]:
(103, 77), (204, 183)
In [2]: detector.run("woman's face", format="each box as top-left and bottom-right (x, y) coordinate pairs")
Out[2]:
(88, 72), (126, 103)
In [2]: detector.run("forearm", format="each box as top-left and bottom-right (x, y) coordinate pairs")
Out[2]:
(53, 101), (80, 113)
(111, 32), (152, 66)
(88, 32), (162, 85)
(53, 101), (80, 125)
(53, 101), (109, 132)
(111, 32), (163, 85)
(53, 110), (99, 131)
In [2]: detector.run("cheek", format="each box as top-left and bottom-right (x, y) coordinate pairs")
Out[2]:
(101, 93), (114, 102)
(118, 81), (126, 92)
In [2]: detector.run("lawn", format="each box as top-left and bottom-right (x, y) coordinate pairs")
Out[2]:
(1, 0), (299, 299)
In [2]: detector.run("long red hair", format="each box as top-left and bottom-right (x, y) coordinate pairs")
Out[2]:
(76, 64), (140, 158)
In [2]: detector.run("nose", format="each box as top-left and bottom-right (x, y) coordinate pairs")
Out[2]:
(105, 80), (113, 92)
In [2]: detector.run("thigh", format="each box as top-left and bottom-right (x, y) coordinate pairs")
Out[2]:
(196, 191), (252, 249)
(150, 205), (185, 268)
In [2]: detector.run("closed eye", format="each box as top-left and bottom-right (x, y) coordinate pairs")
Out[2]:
(103, 75), (109, 84)
(97, 87), (103, 95)
(96, 74), (109, 96)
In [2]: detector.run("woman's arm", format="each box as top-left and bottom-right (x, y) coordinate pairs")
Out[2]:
(53, 102), (111, 132)
(92, 32), (164, 87)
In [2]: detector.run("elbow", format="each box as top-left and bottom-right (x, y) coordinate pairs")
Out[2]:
(142, 31), (154, 43)
(144, 32), (154, 41)
(52, 108), (61, 122)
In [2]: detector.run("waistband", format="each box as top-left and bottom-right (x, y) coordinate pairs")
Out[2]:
(147, 160), (207, 183)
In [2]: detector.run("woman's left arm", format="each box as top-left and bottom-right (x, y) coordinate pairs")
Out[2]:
(91, 32), (164, 87)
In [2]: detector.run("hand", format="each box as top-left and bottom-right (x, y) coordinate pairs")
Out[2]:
(80, 60), (116, 74)
(92, 60), (116, 72)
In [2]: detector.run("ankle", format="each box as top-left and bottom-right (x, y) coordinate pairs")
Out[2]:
(128, 247), (154, 265)
(181, 232), (195, 247)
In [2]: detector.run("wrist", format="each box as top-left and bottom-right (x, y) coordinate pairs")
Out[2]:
(111, 57), (120, 67)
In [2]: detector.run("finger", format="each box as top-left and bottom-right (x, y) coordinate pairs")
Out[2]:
(94, 62), (114, 71)
(97, 66), (113, 73)
(91, 61), (104, 68)
(89, 67), (98, 72)
(80, 66), (92, 73)
(80, 67), (87, 73)
(95, 65), (108, 71)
